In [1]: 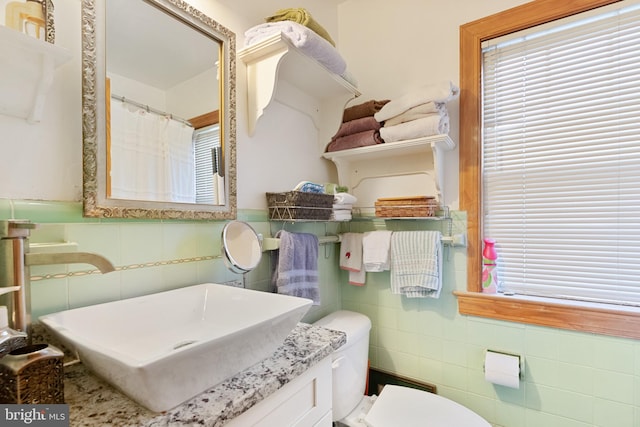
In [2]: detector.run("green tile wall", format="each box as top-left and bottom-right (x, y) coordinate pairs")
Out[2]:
(340, 211), (640, 427)
(2, 200), (639, 426)
(0, 200), (341, 323)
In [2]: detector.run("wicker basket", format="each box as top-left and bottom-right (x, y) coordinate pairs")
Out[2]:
(266, 191), (334, 220)
(374, 196), (438, 218)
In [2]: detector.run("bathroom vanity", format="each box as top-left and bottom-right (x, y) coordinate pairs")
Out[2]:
(34, 322), (345, 426)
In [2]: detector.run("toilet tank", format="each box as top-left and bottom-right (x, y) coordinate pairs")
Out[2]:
(314, 310), (371, 420)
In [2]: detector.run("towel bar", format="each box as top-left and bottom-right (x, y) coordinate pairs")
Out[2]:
(262, 233), (465, 251)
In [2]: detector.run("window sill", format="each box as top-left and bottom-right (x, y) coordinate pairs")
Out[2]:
(454, 291), (640, 340)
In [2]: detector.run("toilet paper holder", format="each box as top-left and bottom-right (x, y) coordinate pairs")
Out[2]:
(484, 349), (524, 388)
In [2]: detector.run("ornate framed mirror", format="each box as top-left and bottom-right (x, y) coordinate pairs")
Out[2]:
(82, 0), (236, 219)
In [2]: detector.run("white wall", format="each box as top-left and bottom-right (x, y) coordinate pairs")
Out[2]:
(337, 0), (531, 209)
(2, 0), (544, 209)
(0, 0), (81, 201)
(0, 0), (341, 209)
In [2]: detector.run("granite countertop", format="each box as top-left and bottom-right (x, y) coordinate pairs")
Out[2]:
(33, 322), (346, 427)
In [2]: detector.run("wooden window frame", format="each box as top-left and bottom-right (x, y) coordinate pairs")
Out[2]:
(455, 0), (640, 340)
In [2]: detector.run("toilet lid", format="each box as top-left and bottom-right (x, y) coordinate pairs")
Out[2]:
(364, 385), (490, 427)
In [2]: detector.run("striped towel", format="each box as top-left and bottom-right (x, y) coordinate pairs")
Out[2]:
(272, 230), (320, 305)
(390, 231), (443, 298)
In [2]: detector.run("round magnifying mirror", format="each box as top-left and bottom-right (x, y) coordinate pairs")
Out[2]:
(221, 221), (263, 274)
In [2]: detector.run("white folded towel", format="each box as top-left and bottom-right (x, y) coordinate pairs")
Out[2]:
(383, 102), (446, 127)
(390, 231), (443, 298)
(334, 192), (358, 205)
(380, 114), (449, 143)
(362, 231), (393, 272)
(374, 81), (459, 122)
(331, 210), (352, 221)
(333, 203), (353, 210)
(339, 233), (365, 286)
(244, 21), (347, 75)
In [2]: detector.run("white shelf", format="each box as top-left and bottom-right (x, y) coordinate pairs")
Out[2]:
(238, 33), (361, 139)
(322, 134), (455, 208)
(0, 25), (71, 123)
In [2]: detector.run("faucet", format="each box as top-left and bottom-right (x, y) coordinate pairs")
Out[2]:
(0, 219), (115, 338)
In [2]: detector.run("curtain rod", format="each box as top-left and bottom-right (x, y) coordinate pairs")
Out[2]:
(110, 93), (193, 127)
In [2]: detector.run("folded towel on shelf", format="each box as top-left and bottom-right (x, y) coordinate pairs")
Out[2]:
(383, 102), (446, 127)
(379, 114), (450, 143)
(362, 230), (393, 272)
(374, 81), (459, 122)
(244, 21), (347, 75)
(331, 210), (353, 221)
(331, 116), (381, 140)
(342, 99), (390, 123)
(339, 233), (365, 285)
(390, 231), (443, 298)
(272, 230), (320, 305)
(294, 180), (326, 193)
(326, 129), (383, 152)
(265, 8), (336, 47)
(334, 192), (357, 205)
(333, 203), (353, 210)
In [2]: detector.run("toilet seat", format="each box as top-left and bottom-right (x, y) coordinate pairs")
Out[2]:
(363, 385), (490, 427)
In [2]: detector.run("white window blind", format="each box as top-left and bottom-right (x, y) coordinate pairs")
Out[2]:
(481, 3), (640, 306)
(194, 124), (221, 204)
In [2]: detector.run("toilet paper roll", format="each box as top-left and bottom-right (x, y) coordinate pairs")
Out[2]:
(484, 350), (520, 389)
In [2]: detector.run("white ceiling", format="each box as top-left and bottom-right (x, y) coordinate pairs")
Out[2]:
(106, 0), (220, 90)
(105, 0), (348, 90)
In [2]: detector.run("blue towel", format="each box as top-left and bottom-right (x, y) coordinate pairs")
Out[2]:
(272, 230), (320, 305)
(390, 231), (443, 298)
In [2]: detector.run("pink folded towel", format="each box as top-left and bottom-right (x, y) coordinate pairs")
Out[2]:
(326, 129), (383, 152)
(331, 116), (381, 139)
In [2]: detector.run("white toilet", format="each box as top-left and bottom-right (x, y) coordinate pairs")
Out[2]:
(314, 310), (491, 427)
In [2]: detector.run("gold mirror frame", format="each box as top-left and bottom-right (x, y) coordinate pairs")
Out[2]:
(81, 0), (237, 220)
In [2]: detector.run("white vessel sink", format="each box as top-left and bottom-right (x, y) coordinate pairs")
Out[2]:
(40, 283), (312, 412)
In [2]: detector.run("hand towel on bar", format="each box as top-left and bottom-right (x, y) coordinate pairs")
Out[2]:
(383, 102), (446, 127)
(265, 8), (336, 46)
(339, 233), (366, 285)
(244, 21), (346, 75)
(374, 81), (459, 122)
(272, 230), (320, 305)
(379, 114), (450, 143)
(390, 231), (443, 298)
(362, 230), (393, 272)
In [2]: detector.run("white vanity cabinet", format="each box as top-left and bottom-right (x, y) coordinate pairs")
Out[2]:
(226, 356), (332, 427)
(0, 25), (71, 123)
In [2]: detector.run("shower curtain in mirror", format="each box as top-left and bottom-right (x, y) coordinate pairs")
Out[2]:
(110, 102), (196, 203)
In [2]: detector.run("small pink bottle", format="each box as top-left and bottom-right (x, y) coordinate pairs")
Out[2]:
(482, 238), (498, 293)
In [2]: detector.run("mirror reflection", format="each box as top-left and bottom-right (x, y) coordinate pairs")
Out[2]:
(106, 0), (222, 204)
(82, 0), (237, 220)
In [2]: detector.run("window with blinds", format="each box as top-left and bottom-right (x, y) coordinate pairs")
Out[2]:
(193, 124), (221, 204)
(481, 2), (640, 306)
